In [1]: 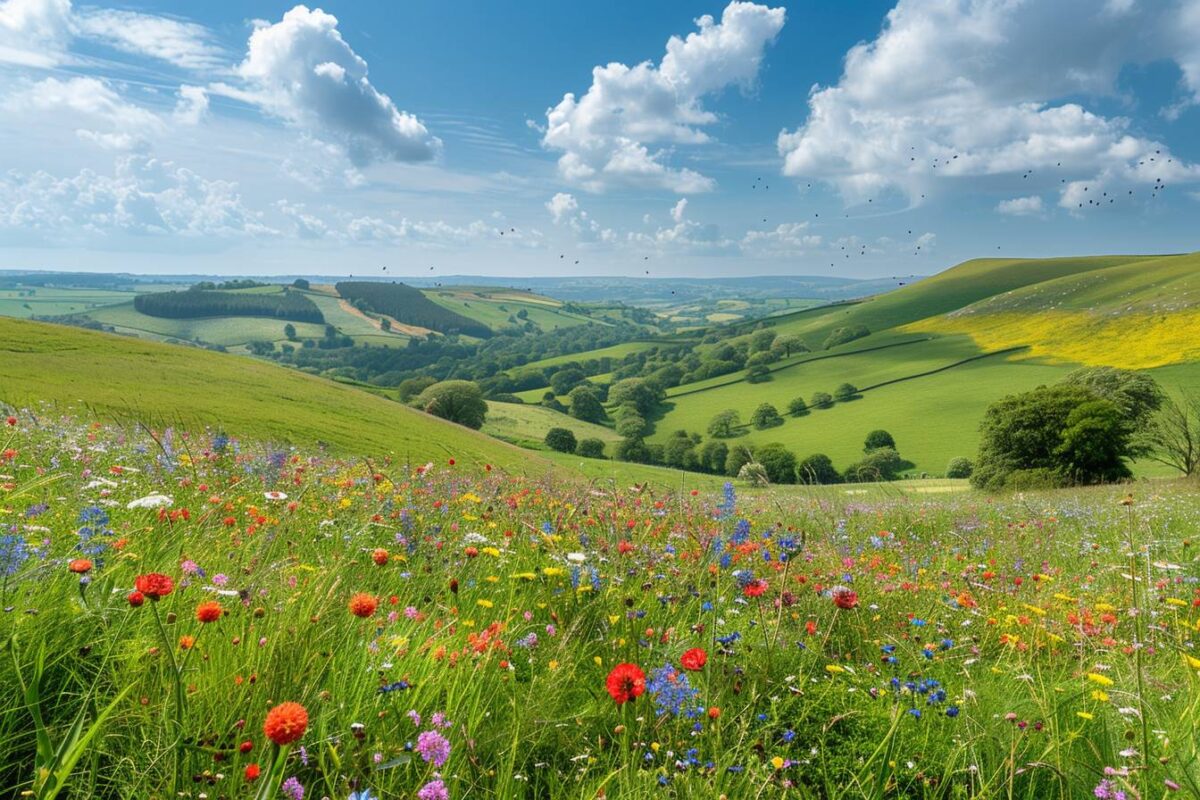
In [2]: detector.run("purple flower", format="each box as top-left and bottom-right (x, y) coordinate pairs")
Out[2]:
(418, 779), (449, 800)
(281, 776), (304, 800)
(416, 730), (451, 766)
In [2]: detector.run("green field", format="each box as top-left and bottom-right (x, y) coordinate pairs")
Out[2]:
(423, 286), (597, 332)
(0, 317), (540, 472)
(0, 286), (144, 317)
(482, 400), (621, 449)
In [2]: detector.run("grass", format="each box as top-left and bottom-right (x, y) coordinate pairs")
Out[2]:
(482, 401), (622, 449)
(86, 301), (330, 347)
(513, 341), (662, 374)
(0, 317), (541, 472)
(4, 416), (1200, 799)
(0, 287), (144, 318)
(423, 287), (597, 332)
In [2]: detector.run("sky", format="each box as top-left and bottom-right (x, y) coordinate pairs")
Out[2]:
(1, 0), (1199, 279)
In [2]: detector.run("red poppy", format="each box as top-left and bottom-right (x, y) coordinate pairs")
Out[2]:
(831, 588), (859, 610)
(371, 548), (389, 566)
(127, 591), (145, 607)
(348, 592), (378, 618)
(244, 763), (260, 781)
(263, 701), (308, 745)
(680, 647), (707, 671)
(605, 662), (646, 705)
(743, 580), (768, 598)
(68, 558), (93, 574)
(134, 572), (174, 599)
(5, 416), (16, 426)
(196, 601), (222, 623)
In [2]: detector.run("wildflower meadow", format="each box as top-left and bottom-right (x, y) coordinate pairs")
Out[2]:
(3, 410), (1200, 799)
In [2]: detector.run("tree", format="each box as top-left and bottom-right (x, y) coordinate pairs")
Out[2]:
(844, 447), (903, 482)
(699, 440), (728, 474)
(971, 385), (1131, 490)
(750, 403), (783, 429)
(549, 367), (587, 396)
(810, 391), (833, 410)
(775, 335), (807, 358)
(746, 364), (772, 384)
(380, 318), (392, 332)
(541, 392), (567, 413)
(834, 383), (859, 402)
(724, 444), (755, 477)
(292, 278), (310, 289)
(663, 432), (700, 470)
(707, 409), (741, 439)
(544, 427), (578, 453)
(615, 436), (653, 464)
(283, 323), (297, 341)
(1061, 367), (1163, 456)
(615, 410), (648, 438)
(787, 396), (809, 416)
(946, 457), (974, 479)
(577, 438), (606, 459)
(797, 453), (840, 485)
(413, 380), (488, 429)
(609, 378), (663, 417)
(567, 385), (605, 423)
(1143, 394), (1200, 476)
(749, 329), (777, 353)
(823, 325), (870, 350)
(863, 430), (896, 452)
(755, 442), (797, 484)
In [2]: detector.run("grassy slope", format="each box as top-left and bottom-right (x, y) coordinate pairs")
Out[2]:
(0, 317), (544, 472)
(483, 401), (621, 448)
(423, 287), (596, 332)
(0, 287), (143, 317)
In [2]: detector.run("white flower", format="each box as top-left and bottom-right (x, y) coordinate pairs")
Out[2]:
(566, 552), (587, 563)
(264, 491), (288, 501)
(126, 493), (173, 509)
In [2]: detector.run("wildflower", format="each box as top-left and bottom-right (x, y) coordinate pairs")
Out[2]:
(263, 702), (309, 746)
(606, 662), (647, 705)
(418, 779), (449, 800)
(416, 730), (451, 766)
(196, 601), (222, 623)
(1086, 673), (1114, 687)
(372, 548), (389, 566)
(680, 647), (707, 671)
(244, 763), (260, 781)
(134, 573), (174, 599)
(743, 580), (768, 598)
(281, 776), (305, 800)
(68, 558), (93, 574)
(831, 587), (858, 610)
(349, 593), (379, 618)
(4, 416), (15, 426)
(127, 591), (145, 607)
(647, 664), (701, 717)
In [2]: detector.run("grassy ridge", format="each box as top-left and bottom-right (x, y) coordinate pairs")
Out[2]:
(0, 317), (542, 472)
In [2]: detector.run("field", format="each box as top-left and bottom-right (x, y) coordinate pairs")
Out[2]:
(0, 286), (146, 318)
(4, 416), (1200, 799)
(482, 400), (622, 450)
(423, 286), (597, 332)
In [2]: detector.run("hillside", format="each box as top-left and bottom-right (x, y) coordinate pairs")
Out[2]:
(0, 317), (544, 472)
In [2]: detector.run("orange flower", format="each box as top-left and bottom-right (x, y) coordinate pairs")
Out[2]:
(372, 548), (389, 566)
(196, 601), (222, 624)
(348, 592), (378, 618)
(68, 558), (93, 574)
(263, 701), (309, 746)
(179, 635), (195, 650)
(134, 572), (174, 599)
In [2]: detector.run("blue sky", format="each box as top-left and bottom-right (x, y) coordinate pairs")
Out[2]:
(1, 0), (1198, 278)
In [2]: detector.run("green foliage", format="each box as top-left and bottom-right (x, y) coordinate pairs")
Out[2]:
(823, 324), (870, 350)
(724, 443), (755, 477)
(398, 375), (437, 402)
(663, 431), (701, 470)
(608, 378), (663, 418)
(413, 380), (489, 430)
(833, 383), (859, 402)
(946, 457), (974, 479)
(755, 442), (798, 484)
(810, 391), (834, 409)
(615, 410), (648, 438)
(787, 396), (809, 416)
(544, 427), (578, 453)
(134, 289), (324, 323)
(1055, 400), (1133, 484)
(291, 278), (310, 289)
(1061, 367), (1164, 455)
(745, 364), (771, 383)
(797, 453), (841, 485)
(844, 447), (904, 482)
(576, 438), (606, 458)
(698, 440), (728, 473)
(750, 403), (784, 430)
(549, 367), (587, 396)
(567, 385), (605, 423)
(615, 436), (653, 463)
(336, 282), (491, 338)
(863, 429), (896, 452)
(707, 409), (741, 439)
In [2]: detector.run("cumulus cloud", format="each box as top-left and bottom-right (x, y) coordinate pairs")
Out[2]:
(996, 196), (1044, 216)
(5, 76), (163, 150)
(629, 198), (734, 250)
(0, 154), (275, 239)
(544, 192), (615, 244)
(173, 85), (209, 125)
(545, 192), (579, 223)
(0, 0), (71, 66)
(741, 221), (822, 256)
(542, 1), (784, 193)
(221, 5), (440, 166)
(777, 0), (1200, 206)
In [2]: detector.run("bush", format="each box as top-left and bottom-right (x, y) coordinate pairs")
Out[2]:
(810, 391), (834, 410)
(787, 396), (809, 416)
(567, 385), (605, 423)
(707, 410), (741, 439)
(797, 453), (840, 485)
(834, 383), (859, 402)
(755, 442), (797, 484)
(746, 364), (771, 383)
(615, 436), (653, 464)
(544, 427), (578, 453)
(699, 440), (728, 473)
(823, 325), (870, 350)
(397, 376), (437, 402)
(844, 447), (903, 482)
(615, 411), (648, 438)
(946, 457), (973, 479)
(724, 444), (755, 477)
(737, 462), (770, 487)
(413, 380), (488, 429)
(863, 430), (895, 452)
(750, 403), (784, 429)
(576, 438), (606, 459)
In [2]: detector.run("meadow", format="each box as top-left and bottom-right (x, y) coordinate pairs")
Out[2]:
(3, 412), (1200, 799)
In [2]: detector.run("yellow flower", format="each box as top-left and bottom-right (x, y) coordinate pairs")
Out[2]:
(825, 664), (845, 674)
(1086, 673), (1113, 687)
(542, 567), (564, 577)
(1077, 711), (1094, 720)
(1091, 690), (1109, 702)
(548, 660), (559, 671)
(593, 656), (603, 666)
(1165, 598), (1188, 608)
(1184, 653), (1200, 670)
(771, 756), (785, 770)
(511, 572), (536, 581)
(482, 547), (501, 557)
(477, 599), (494, 609)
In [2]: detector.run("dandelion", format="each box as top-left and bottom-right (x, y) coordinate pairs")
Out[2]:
(263, 702), (309, 746)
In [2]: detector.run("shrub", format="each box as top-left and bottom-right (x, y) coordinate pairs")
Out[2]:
(797, 453), (840, 485)
(576, 438), (606, 459)
(724, 444), (755, 477)
(810, 391), (833, 410)
(544, 427), (578, 453)
(567, 385), (605, 423)
(707, 410), (741, 439)
(844, 447), (903, 482)
(863, 430), (895, 452)
(787, 396), (809, 416)
(833, 383), (859, 402)
(615, 437), (653, 464)
(750, 403), (784, 430)
(737, 462), (770, 487)
(615, 412), (648, 438)
(945, 457), (973, 479)
(413, 380), (488, 429)
(746, 364), (772, 383)
(823, 325), (870, 350)
(755, 442), (798, 484)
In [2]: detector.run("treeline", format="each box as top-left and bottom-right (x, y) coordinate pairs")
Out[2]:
(134, 289), (324, 323)
(335, 282), (492, 338)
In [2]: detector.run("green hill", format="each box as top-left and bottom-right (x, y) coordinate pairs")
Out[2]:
(0, 317), (543, 472)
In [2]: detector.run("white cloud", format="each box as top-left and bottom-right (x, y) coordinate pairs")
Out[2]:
(174, 85), (209, 125)
(545, 192), (578, 223)
(0, 154), (275, 239)
(222, 5), (440, 166)
(629, 198), (734, 250)
(0, 0), (71, 66)
(73, 7), (224, 70)
(996, 195), (1044, 216)
(544, 192), (614, 244)
(5, 76), (163, 150)
(741, 221), (821, 256)
(670, 198), (688, 223)
(778, 0), (1200, 206)
(542, 1), (784, 193)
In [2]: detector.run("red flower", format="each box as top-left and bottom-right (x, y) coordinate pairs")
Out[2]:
(239, 740), (253, 753)
(605, 662), (646, 705)
(134, 572), (174, 599)
(5, 416), (15, 426)
(127, 591), (145, 607)
(743, 580), (768, 598)
(244, 763), (260, 781)
(68, 558), (93, 574)
(617, 540), (635, 555)
(263, 701), (308, 746)
(348, 592), (378, 618)
(464, 546), (479, 558)
(196, 601), (222, 623)
(371, 548), (389, 566)
(831, 588), (859, 610)
(680, 647), (708, 671)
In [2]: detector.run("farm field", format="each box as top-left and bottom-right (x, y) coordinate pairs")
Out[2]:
(482, 400), (622, 450)
(423, 286), (597, 332)
(3, 416), (1200, 799)
(0, 286), (144, 317)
